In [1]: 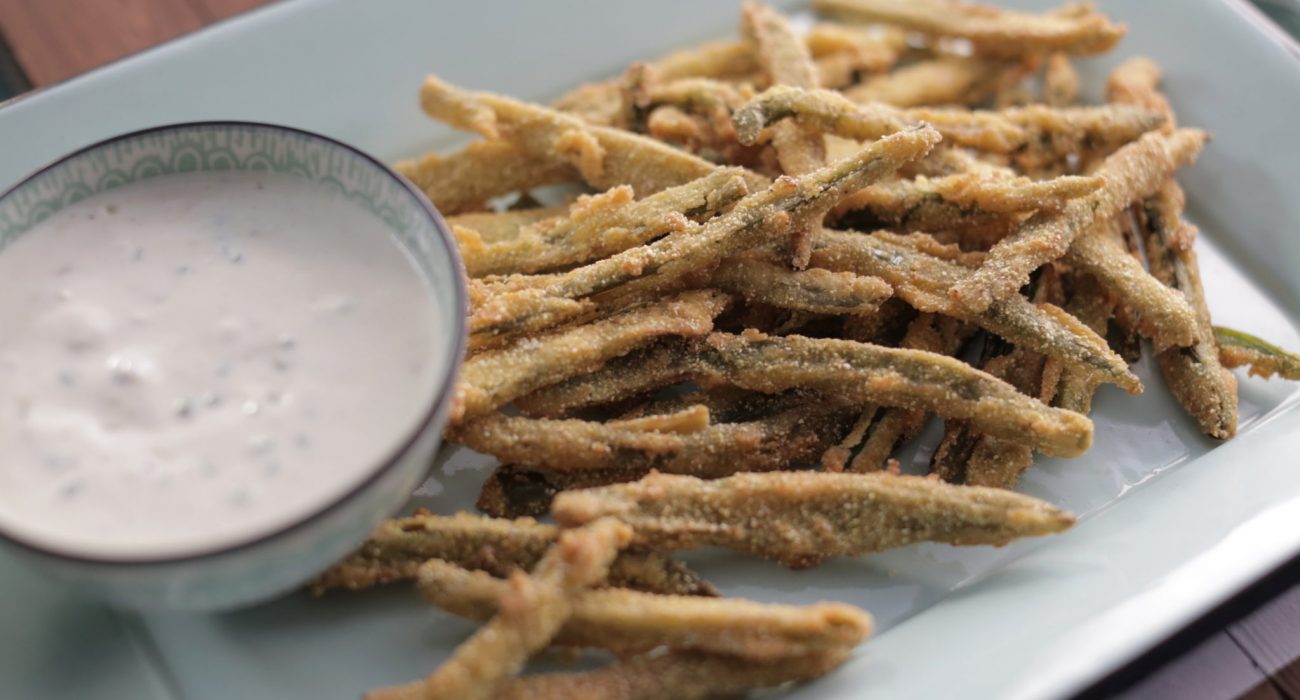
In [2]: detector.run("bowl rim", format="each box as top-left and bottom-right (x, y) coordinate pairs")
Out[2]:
(0, 120), (468, 566)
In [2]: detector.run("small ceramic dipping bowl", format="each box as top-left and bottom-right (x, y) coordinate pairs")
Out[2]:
(0, 122), (466, 611)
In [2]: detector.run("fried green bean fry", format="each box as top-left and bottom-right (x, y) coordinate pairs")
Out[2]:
(824, 171), (1100, 242)
(1143, 184), (1238, 439)
(309, 512), (715, 597)
(743, 1), (827, 177)
(713, 256), (892, 315)
(850, 314), (975, 471)
(1097, 58), (1236, 436)
(1065, 218), (1198, 349)
(692, 330), (1091, 456)
(472, 126), (938, 338)
(366, 519), (631, 700)
(651, 40), (762, 80)
(814, 0), (1125, 57)
(487, 649), (853, 700)
(553, 471), (1076, 568)
(932, 272), (1061, 488)
(513, 340), (696, 418)
(1106, 57), (1174, 126)
(743, 1), (830, 267)
(1215, 327), (1300, 381)
(810, 230), (1140, 392)
(821, 404), (880, 471)
(418, 560), (871, 660)
(950, 128), (1208, 314)
(455, 413), (755, 472)
(454, 290), (729, 424)
(551, 81), (627, 127)
(1052, 272), (1114, 414)
(807, 23), (907, 88)
(461, 169), (749, 277)
(396, 141), (576, 216)
(478, 392), (852, 517)
(844, 56), (1022, 108)
(448, 207), (567, 245)
(421, 75), (763, 195)
(476, 398), (854, 517)
(1043, 52), (1080, 106)
(736, 86), (1162, 158)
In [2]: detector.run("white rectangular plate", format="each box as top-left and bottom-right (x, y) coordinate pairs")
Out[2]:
(2, 1), (1300, 698)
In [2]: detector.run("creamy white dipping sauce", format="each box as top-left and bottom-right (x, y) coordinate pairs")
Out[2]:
(0, 171), (442, 559)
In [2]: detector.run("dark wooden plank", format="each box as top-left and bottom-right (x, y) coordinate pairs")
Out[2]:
(0, 0), (211, 86)
(0, 24), (30, 98)
(1229, 585), (1300, 697)
(191, 0), (272, 22)
(1114, 632), (1281, 700)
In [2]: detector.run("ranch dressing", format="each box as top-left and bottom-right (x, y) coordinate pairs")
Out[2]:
(0, 171), (442, 559)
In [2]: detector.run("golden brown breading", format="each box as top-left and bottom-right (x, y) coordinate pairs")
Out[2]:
(553, 471), (1076, 568)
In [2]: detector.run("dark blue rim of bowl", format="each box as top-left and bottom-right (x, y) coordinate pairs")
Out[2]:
(0, 120), (468, 566)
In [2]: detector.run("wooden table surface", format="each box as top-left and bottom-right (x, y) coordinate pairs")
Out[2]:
(0, 2), (1298, 699)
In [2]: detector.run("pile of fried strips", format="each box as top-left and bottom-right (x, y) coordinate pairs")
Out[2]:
(320, 2), (1300, 698)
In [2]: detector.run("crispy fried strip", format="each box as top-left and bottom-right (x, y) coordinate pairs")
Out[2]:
(310, 512), (715, 597)
(472, 126), (938, 338)
(553, 471), (1076, 568)
(650, 40), (762, 81)
(1106, 57), (1174, 126)
(513, 340), (696, 418)
(821, 405), (879, 471)
(1099, 58), (1236, 436)
(645, 106), (710, 150)
(472, 397), (851, 476)
(487, 650), (852, 700)
(608, 405), (712, 434)
(551, 81), (627, 127)
(1215, 327), (1300, 381)
(743, 1), (827, 177)
(462, 169), (750, 276)
(1053, 272), (1114, 414)
(635, 76), (751, 118)
(628, 75), (751, 157)
(927, 171), (1102, 213)
(843, 56), (1022, 107)
(419, 561), (871, 660)
(1043, 52), (1079, 106)
(479, 397), (854, 517)
(713, 256), (892, 315)
(1144, 184), (1238, 439)
(395, 141), (576, 215)
(825, 172), (1100, 242)
(951, 129), (1208, 314)
(454, 291), (728, 424)
(850, 314), (976, 471)
(736, 86), (1162, 157)
(366, 519), (631, 700)
(743, 1), (829, 267)
(455, 415), (747, 472)
(814, 0), (1125, 57)
(420, 75), (764, 195)
(807, 23), (907, 88)
(448, 208), (568, 245)
(830, 183), (1024, 241)
(1066, 216), (1199, 350)
(934, 272), (1063, 488)
(810, 230), (1140, 392)
(692, 331), (1091, 456)
(468, 290), (595, 344)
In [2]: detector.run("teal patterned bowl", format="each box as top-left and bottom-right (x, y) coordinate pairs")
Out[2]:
(0, 122), (467, 611)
